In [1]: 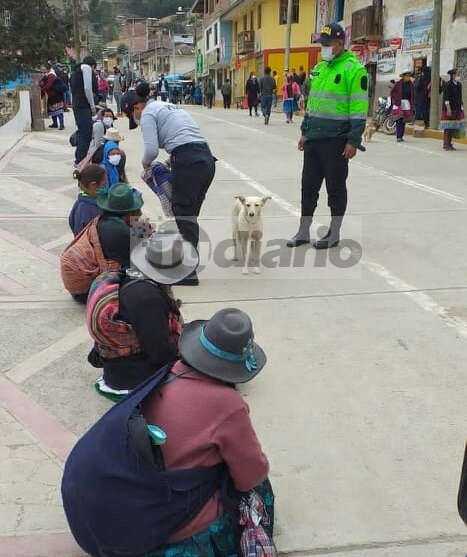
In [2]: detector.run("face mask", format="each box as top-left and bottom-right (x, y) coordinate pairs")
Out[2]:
(103, 117), (113, 127)
(108, 154), (121, 166)
(321, 46), (334, 61)
(454, 76), (462, 83)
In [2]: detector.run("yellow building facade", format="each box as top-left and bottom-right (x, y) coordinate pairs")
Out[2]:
(223, 0), (320, 98)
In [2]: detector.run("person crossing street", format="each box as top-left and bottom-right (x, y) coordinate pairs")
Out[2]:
(287, 23), (368, 250)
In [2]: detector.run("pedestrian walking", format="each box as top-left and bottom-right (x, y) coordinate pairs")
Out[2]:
(97, 72), (109, 104)
(259, 67), (276, 125)
(282, 74), (300, 123)
(245, 72), (260, 116)
(204, 76), (215, 109)
(112, 67), (124, 115)
(287, 22), (368, 250)
(221, 79), (232, 109)
(70, 56), (98, 166)
(391, 69), (415, 143)
(125, 83), (216, 285)
(440, 68), (465, 151)
(158, 74), (169, 102)
(62, 307), (274, 557)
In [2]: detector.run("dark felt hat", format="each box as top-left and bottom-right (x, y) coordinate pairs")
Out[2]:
(97, 183), (143, 214)
(179, 308), (267, 384)
(130, 232), (199, 285)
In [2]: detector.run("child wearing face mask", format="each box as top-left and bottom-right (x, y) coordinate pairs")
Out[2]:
(69, 164), (108, 235)
(100, 141), (122, 192)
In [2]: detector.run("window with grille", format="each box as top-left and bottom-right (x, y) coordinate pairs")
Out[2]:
(243, 14), (248, 31)
(3, 9), (11, 28)
(257, 5), (262, 28)
(456, 48), (467, 79)
(279, 0), (299, 25)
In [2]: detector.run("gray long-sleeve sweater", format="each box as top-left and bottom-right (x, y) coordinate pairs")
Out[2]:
(140, 101), (206, 166)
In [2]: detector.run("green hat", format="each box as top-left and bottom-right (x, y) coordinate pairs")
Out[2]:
(97, 183), (144, 214)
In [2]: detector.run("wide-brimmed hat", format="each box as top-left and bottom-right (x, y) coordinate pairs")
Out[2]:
(103, 128), (124, 142)
(97, 183), (143, 214)
(179, 308), (267, 384)
(131, 232), (199, 285)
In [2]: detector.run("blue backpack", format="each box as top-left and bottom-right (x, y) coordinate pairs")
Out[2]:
(61, 364), (236, 557)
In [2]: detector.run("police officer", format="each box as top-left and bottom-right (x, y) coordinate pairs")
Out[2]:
(287, 23), (368, 249)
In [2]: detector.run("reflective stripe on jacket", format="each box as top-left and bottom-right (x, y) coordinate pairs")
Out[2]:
(301, 51), (369, 147)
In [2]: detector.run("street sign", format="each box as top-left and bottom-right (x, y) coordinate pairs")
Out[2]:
(389, 37), (402, 49)
(368, 40), (380, 51)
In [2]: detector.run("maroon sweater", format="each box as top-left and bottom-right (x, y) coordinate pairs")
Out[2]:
(142, 360), (269, 541)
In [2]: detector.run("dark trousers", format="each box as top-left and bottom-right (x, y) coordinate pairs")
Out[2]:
(443, 129), (454, 148)
(261, 94), (273, 117)
(206, 94), (214, 109)
(396, 118), (406, 139)
(301, 138), (349, 218)
(73, 107), (93, 164)
(223, 94), (231, 109)
(170, 143), (216, 248)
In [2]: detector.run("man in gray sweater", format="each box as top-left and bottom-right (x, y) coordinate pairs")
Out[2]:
(124, 84), (216, 286)
(259, 67), (277, 125)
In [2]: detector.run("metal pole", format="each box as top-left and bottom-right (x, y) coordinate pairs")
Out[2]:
(429, 0), (443, 129)
(284, 0), (293, 72)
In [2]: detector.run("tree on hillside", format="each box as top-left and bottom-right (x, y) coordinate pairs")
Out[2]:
(0, 0), (72, 80)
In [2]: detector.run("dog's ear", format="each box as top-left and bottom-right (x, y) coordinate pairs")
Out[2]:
(261, 196), (272, 205)
(235, 195), (246, 204)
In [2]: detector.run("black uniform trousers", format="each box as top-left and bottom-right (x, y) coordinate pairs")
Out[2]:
(170, 143), (216, 249)
(301, 138), (349, 218)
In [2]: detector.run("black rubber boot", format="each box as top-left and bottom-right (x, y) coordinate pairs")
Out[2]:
(313, 217), (342, 249)
(287, 216), (312, 248)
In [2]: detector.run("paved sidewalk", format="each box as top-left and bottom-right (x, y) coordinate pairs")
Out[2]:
(1, 108), (467, 557)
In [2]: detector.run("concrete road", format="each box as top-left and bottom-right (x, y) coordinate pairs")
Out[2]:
(0, 105), (466, 557)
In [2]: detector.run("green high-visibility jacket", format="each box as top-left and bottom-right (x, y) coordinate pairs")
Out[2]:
(301, 51), (369, 147)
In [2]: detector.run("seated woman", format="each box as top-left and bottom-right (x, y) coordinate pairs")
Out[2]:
(92, 127), (127, 183)
(100, 140), (123, 192)
(60, 183), (144, 303)
(89, 107), (117, 153)
(86, 231), (196, 397)
(62, 306), (274, 557)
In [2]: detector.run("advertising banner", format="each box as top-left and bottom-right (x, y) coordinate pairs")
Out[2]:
(403, 10), (433, 52)
(377, 47), (397, 75)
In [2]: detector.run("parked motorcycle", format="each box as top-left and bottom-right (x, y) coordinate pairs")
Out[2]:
(373, 96), (396, 135)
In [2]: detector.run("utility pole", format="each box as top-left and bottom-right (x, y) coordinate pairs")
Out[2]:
(284, 0), (293, 72)
(429, 0), (443, 129)
(72, 0), (81, 60)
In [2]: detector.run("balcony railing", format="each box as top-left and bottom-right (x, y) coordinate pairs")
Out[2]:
(237, 31), (254, 55)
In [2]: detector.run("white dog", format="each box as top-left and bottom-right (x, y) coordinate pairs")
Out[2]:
(232, 195), (271, 275)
